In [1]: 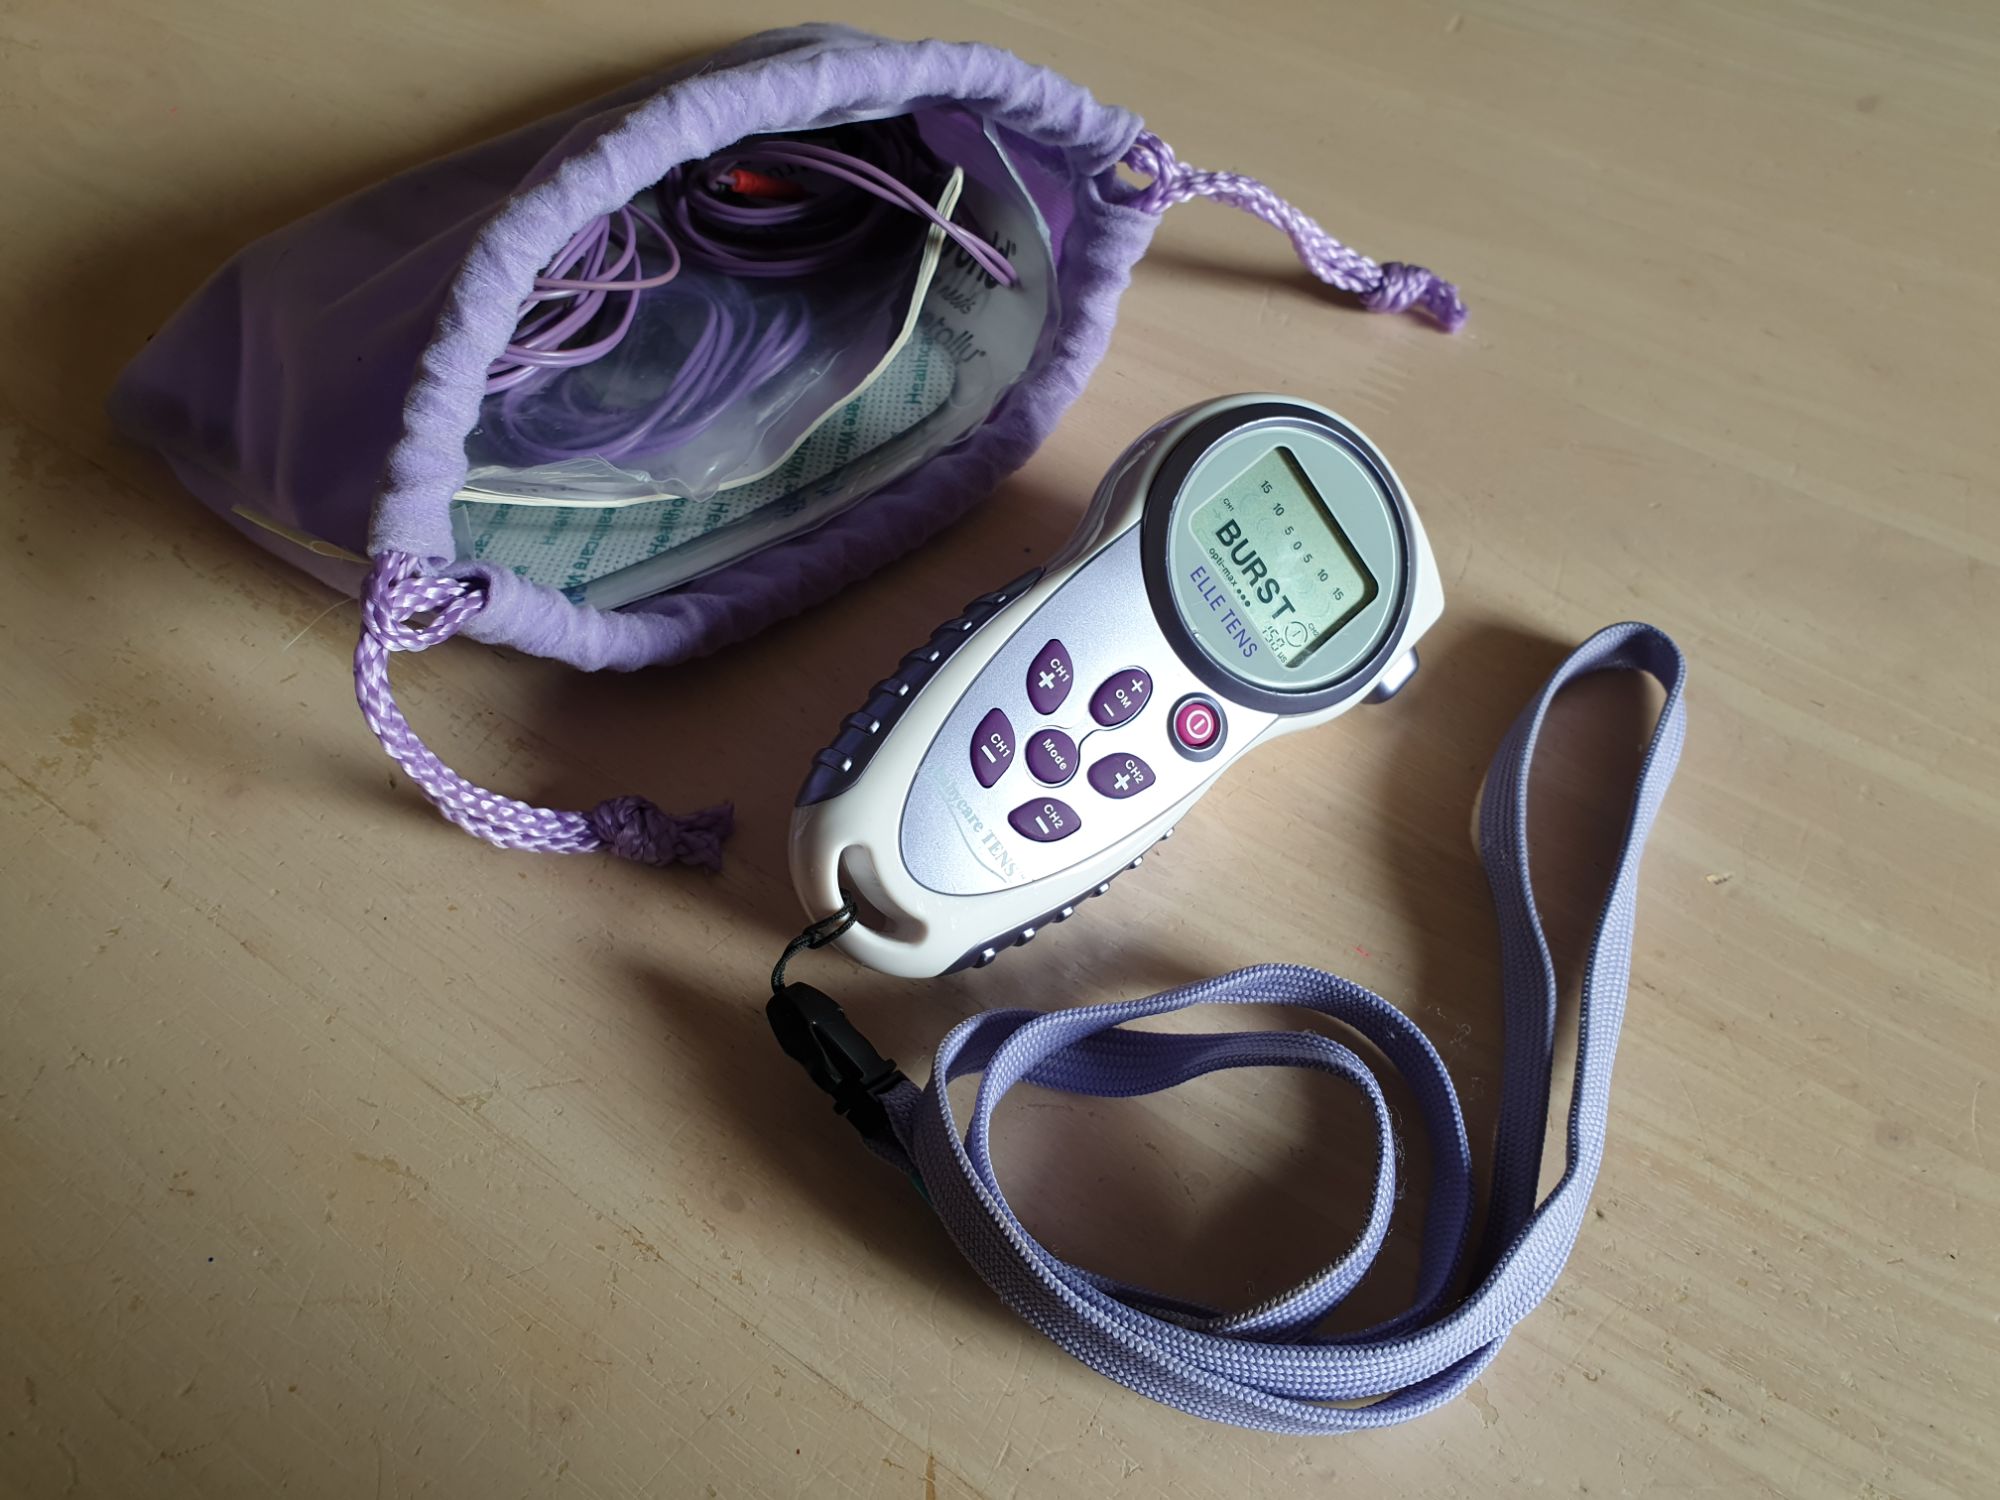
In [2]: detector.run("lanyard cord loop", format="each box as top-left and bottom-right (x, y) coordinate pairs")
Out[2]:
(778, 622), (1684, 1432)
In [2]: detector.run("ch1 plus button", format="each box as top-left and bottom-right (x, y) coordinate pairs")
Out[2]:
(1169, 694), (1226, 760)
(1027, 640), (1074, 715)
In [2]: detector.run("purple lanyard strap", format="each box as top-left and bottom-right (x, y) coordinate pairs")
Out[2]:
(783, 623), (1684, 1431)
(355, 130), (1466, 867)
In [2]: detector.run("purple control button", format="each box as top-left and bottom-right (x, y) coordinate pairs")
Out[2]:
(1008, 796), (1080, 843)
(1087, 752), (1154, 799)
(970, 707), (1016, 788)
(1027, 639), (1074, 715)
(1089, 667), (1153, 727)
(1025, 726), (1078, 786)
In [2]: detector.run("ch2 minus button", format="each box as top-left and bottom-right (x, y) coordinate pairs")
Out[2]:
(1009, 797), (1080, 843)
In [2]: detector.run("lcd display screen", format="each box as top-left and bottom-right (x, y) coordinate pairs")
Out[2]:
(1186, 446), (1378, 666)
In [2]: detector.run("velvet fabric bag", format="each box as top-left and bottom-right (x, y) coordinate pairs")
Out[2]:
(109, 22), (1462, 869)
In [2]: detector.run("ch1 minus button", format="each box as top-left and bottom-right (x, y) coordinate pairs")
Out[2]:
(970, 707), (1016, 788)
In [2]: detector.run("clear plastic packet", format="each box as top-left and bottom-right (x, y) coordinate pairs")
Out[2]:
(452, 331), (957, 601)
(451, 112), (1059, 604)
(458, 163), (959, 506)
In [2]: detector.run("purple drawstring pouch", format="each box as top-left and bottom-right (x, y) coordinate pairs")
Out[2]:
(109, 23), (1462, 871)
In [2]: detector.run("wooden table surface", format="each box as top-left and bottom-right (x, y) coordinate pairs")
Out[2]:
(2, 1), (1995, 1495)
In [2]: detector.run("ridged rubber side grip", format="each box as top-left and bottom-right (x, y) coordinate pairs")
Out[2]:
(795, 568), (1044, 809)
(942, 826), (1176, 973)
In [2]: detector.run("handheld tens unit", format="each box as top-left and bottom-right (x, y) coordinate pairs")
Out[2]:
(790, 395), (1444, 977)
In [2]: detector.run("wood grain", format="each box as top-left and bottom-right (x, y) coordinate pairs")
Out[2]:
(1, 1), (1994, 1495)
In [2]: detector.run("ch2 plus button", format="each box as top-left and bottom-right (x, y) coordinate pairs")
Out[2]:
(1170, 694), (1227, 760)
(1009, 797), (1080, 843)
(1087, 752), (1154, 799)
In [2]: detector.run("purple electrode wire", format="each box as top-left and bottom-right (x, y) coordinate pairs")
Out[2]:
(481, 122), (1017, 464)
(485, 206), (684, 393)
(492, 279), (811, 463)
(663, 135), (1017, 284)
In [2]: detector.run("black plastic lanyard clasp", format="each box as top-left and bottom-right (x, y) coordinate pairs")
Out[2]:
(766, 982), (907, 1143)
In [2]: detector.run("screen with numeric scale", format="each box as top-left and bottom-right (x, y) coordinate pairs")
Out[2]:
(1186, 446), (1379, 666)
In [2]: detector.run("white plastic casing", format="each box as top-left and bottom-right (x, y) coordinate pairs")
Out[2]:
(789, 395), (1443, 978)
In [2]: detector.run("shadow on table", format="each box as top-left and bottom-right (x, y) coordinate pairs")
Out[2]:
(609, 614), (1665, 1339)
(14, 53), (1668, 1348)
(1358, 613), (1664, 1315)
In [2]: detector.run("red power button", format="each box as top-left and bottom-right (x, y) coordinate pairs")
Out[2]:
(1171, 696), (1222, 753)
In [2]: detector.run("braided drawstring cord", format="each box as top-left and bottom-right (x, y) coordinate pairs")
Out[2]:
(1122, 131), (1467, 332)
(354, 551), (732, 868)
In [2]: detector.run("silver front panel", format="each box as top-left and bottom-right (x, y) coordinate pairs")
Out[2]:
(899, 527), (1277, 896)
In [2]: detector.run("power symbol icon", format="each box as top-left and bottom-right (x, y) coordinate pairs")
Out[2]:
(1172, 697), (1223, 753)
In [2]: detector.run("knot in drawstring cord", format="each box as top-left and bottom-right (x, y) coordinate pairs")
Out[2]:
(354, 551), (732, 869)
(1120, 129), (1467, 332)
